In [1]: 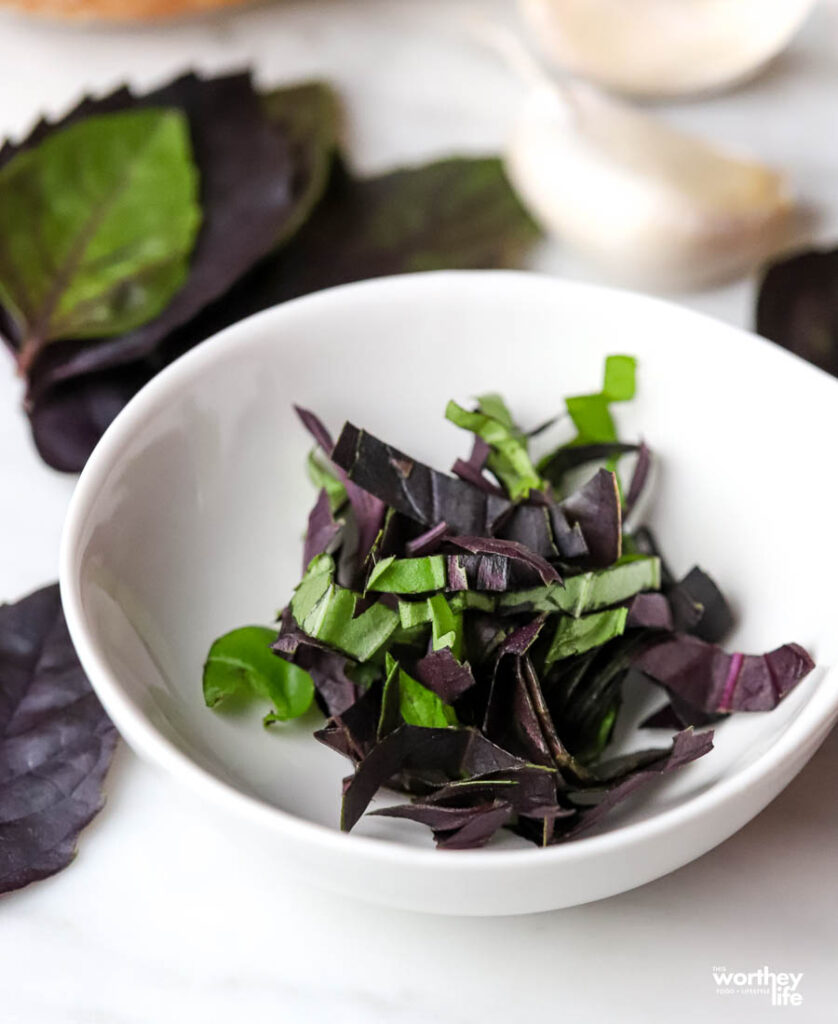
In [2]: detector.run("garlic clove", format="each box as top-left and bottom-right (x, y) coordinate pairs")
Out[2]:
(520, 0), (818, 98)
(505, 82), (794, 290)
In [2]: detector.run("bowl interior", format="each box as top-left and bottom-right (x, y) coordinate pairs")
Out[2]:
(65, 272), (838, 850)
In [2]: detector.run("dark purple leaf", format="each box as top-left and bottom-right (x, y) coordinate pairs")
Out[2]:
(626, 592), (673, 631)
(451, 437), (505, 496)
(634, 635), (815, 713)
(0, 583), (118, 894)
(560, 469), (622, 568)
(756, 246), (838, 376)
(314, 683), (381, 764)
(29, 362), (149, 473)
(448, 552), (509, 591)
(557, 728), (714, 840)
(331, 422), (510, 535)
(498, 616), (546, 656)
(424, 766), (561, 818)
(496, 504), (557, 560)
(624, 442), (651, 518)
(295, 407), (385, 577)
(371, 798), (514, 849)
(303, 489), (342, 571)
(406, 521), (449, 556)
(445, 535), (560, 585)
(414, 648), (476, 703)
(434, 802), (515, 849)
(667, 566), (733, 643)
(341, 725), (532, 831)
(484, 649), (557, 769)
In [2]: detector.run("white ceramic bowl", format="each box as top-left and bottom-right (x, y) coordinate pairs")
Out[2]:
(61, 272), (838, 916)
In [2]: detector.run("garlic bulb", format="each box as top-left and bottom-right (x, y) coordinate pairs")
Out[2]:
(520, 0), (818, 98)
(506, 81), (794, 289)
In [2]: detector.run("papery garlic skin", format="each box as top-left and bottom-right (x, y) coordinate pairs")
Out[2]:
(521, 0), (818, 98)
(506, 85), (794, 290)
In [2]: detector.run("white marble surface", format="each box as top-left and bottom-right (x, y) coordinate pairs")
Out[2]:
(0, 0), (837, 1020)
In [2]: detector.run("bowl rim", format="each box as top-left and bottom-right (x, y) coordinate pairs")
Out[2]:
(60, 269), (838, 871)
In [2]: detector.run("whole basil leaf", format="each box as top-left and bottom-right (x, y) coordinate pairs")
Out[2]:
(4, 71), (297, 397)
(0, 109), (200, 374)
(203, 626), (314, 723)
(0, 583), (118, 894)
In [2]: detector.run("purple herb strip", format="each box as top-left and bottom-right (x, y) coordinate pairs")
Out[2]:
(445, 535), (560, 585)
(451, 437), (505, 496)
(624, 442), (652, 518)
(558, 728), (714, 841)
(406, 521), (449, 556)
(295, 406), (385, 566)
(302, 489), (341, 571)
(634, 635), (815, 714)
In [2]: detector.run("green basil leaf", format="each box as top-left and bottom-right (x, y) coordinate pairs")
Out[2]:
(291, 554), (398, 661)
(545, 608), (629, 666)
(367, 555), (446, 594)
(0, 109), (201, 372)
(203, 626), (314, 722)
(502, 557), (660, 617)
(602, 355), (637, 402)
(446, 395), (543, 500)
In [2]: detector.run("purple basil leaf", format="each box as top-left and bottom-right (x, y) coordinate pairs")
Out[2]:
(484, 649), (556, 769)
(445, 535), (560, 585)
(623, 442), (652, 519)
(0, 583), (118, 894)
(434, 801), (514, 849)
(498, 616), (547, 656)
(634, 634), (815, 714)
(560, 468), (622, 568)
(557, 728), (714, 840)
(496, 504), (558, 560)
(756, 246), (838, 376)
(28, 362), (150, 473)
(405, 521), (449, 557)
(303, 489), (342, 571)
(639, 678), (726, 730)
(341, 725), (532, 831)
(371, 799), (506, 831)
(414, 648), (476, 703)
(451, 437), (505, 496)
(295, 407), (385, 579)
(626, 592), (673, 631)
(424, 767), (560, 818)
(667, 566), (734, 643)
(332, 422), (510, 535)
(314, 684), (382, 764)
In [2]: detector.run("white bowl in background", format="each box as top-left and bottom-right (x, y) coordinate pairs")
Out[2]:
(60, 272), (838, 915)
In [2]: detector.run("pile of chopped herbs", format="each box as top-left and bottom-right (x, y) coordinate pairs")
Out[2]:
(203, 357), (815, 849)
(0, 72), (539, 473)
